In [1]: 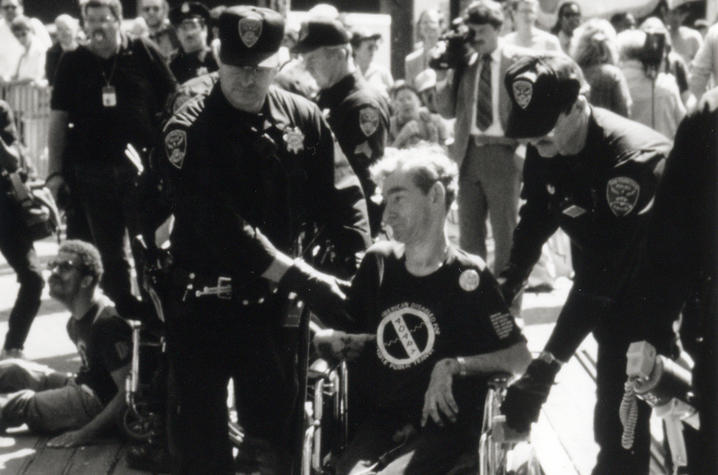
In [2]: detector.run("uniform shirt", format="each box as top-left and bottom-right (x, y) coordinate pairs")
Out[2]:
(158, 84), (370, 292)
(346, 242), (525, 421)
(67, 300), (131, 404)
(501, 107), (671, 301)
(51, 34), (177, 165)
(169, 47), (218, 85)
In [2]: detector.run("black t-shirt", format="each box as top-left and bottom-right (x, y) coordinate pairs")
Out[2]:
(346, 242), (525, 420)
(67, 300), (131, 404)
(51, 35), (177, 164)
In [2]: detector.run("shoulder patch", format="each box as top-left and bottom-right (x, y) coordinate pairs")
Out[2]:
(359, 106), (380, 137)
(606, 176), (640, 216)
(165, 129), (187, 169)
(489, 312), (515, 340)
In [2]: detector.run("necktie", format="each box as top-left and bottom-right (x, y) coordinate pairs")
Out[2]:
(476, 54), (493, 131)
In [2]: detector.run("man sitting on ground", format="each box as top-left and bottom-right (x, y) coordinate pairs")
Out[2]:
(0, 240), (131, 448)
(324, 145), (531, 474)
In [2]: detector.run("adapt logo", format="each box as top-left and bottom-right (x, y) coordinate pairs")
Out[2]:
(376, 303), (440, 370)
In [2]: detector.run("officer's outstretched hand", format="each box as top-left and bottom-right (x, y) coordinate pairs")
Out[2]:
(500, 358), (561, 433)
(280, 259), (353, 329)
(313, 328), (375, 362)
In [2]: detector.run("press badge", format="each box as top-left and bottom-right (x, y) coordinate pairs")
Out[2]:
(102, 86), (117, 107)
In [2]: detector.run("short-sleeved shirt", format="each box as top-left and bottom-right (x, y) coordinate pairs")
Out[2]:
(347, 242), (525, 421)
(169, 48), (218, 85)
(51, 34), (177, 165)
(67, 300), (131, 404)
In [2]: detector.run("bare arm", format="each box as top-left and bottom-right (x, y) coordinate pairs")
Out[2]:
(455, 340), (532, 376)
(47, 110), (68, 177)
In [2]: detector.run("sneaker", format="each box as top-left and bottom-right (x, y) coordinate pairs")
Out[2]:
(0, 349), (25, 360)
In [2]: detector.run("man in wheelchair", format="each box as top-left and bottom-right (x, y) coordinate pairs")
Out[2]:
(316, 145), (531, 474)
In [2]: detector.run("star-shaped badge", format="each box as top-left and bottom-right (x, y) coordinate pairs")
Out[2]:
(283, 126), (304, 154)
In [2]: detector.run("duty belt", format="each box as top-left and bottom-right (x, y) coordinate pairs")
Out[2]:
(170, 267), (276, 306)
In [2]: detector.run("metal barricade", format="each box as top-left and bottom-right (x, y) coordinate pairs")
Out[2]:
(1, 83), (51, 178)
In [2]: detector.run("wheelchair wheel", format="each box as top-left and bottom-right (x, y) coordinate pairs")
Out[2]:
(118, 404), (155, 443)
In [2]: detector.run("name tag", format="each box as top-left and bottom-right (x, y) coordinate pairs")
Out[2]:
(102, 86), (117, 108)
(562, 204), (587, 218)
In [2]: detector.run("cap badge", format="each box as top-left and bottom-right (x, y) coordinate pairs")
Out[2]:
(181, 2), (190, 13)
(512, 78), (533, 110)
(359, 106), (380, 137)
(283, 126), (305, 154)
(459, 269), (480, 292)
(238, 16), (262, 48)
(606, 176), (640, 217)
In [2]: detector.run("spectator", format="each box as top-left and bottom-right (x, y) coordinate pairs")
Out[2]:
(9, 16), (47, 85)
(389, 81), (449, 149)
(618, 29), (685, 138)
(640, 17), (692, 104)
(405, 9), (444, 89)
(351, 28), (393, 97)
(663, 0), (703, 65)
(46, 14), (80, 86)
(504, 0), (561, 52)
(139, 0), (177, 58)
(167, 2), (218, 85)
(689, 22), (718, 99)
(551, 1), (582, 54)
(414, 67), (439, 113)
(0, 240), (131, 447)
(571, 18), (632, 116)
(610, 12), (636, 34)
(0, 0), (50, 83)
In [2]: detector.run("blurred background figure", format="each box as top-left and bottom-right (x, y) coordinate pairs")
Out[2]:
(610, 12), (636, 34)
(694, 18), (709, 38)
(45, 14), (80, 86)
(551, 1), (582, 53)
(351, 28), (393, 96)
(168, 2), (217, 85)
(405, 9), (444, 89)
(9, 16), (47, 86)
(662, 0), (703, 65)
(0, 0), (50, 83)
(618, 28), (685, 138)
(571, 18), (632, 117)
(640, 17), (692, 105)
(125, 16), (149, 39)
(389, 81), (449, 149)
(138, 0), (176, 58)
(504, 0), (561, 52)
(414, 67), (439, 113)
(689, 22), (718, 99)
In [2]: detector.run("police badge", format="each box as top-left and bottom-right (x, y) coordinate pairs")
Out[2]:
(283, 126), (304, 154)
(359, 107), (380, 137)
(238, 16), (262, 48)
(606, 176), (640, 216)
(512, 78), (533, 110)
(165, 129), (187, 169)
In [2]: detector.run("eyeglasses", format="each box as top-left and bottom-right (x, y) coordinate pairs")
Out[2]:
(142, 6), (161, 12)
(47, 259), (81, 273)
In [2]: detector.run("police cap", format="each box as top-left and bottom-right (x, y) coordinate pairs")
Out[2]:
(218, 6), (284, 68)
(504, 54), (584, 139)
(292, 18), (351, 54)
(169, 2), (210, 26)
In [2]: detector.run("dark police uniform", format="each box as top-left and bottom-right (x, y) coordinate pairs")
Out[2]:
(294, 19), (390, 236)
(156, 8), (371, 473)
(0, 100), (43, 354)
(501, 106), (670, 474)
(169, 49), (218, 85)
(51, 34), (176, 317)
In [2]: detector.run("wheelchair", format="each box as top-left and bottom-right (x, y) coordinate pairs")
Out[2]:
(298, 361), (543, 475)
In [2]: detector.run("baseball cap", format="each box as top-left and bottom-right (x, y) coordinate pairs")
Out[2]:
(218, 6), (284, 68)
(504, 54), (584, 139)
(414, 68), (437, 93)
(350, 28), (381, 49)
(292, 18), (351, 54)
(169, 2), (210, 26)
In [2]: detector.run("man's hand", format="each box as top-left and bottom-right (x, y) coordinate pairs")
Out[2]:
(47, 429), (95, 448)
(312, 329), (375, 361)
(500, 357), (561, 433)
(422, 358), (460, 427)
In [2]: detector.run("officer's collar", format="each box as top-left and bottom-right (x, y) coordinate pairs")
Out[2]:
(209, 85), (288, 133)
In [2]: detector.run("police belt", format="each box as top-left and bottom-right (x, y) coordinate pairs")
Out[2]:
(170, 267), (276, 307)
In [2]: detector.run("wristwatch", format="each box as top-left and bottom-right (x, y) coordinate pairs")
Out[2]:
(456, 356), (468, 376)
(538, 351), (564, 366)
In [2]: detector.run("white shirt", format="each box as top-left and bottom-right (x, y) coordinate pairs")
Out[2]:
(0, 18), (22, 81)
(471, 46), (503, 137)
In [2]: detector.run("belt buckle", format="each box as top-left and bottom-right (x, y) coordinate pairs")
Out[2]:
(216, 276), (232, 300)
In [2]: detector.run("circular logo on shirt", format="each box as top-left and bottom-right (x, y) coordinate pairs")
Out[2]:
(459, 269), (480, 291)
(376, 303), (439, 370)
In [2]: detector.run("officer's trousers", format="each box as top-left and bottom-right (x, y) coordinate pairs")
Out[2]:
(0, 200), (43, 351)
(164, 292), (294, 475)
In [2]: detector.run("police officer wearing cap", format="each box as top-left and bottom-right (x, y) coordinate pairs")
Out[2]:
(157, 6), (371, 474)
(294, 17), (390, 236)
(168, 2), (218, 85)
(497, 54), (671, 474)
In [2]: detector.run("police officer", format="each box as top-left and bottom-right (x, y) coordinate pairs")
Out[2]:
(0, 99), (43, 359)
(496, 55), (671, 475)
(293, 17), (390, 236)
(168, 2), (218, 85)
(157, 6), (371, 474)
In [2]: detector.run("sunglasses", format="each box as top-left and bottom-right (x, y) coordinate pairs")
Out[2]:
(2, 5), (18, 10)
(47, 259), (82, 273)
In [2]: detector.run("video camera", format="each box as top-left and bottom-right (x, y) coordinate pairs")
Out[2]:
(428, 17), (474, 70)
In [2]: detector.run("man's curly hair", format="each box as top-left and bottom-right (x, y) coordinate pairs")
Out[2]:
(58, 240), (104, 284)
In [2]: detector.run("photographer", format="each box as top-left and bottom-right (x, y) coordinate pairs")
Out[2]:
(0, 99), (43, 360)
(433, 0), (529, 283)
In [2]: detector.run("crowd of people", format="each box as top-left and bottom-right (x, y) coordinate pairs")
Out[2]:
(0, 0), (715, 474)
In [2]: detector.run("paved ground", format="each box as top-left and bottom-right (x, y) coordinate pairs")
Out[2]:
(0, 238), (666, 474)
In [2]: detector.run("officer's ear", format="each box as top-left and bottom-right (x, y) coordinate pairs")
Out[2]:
(429, 180), (446, 207)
